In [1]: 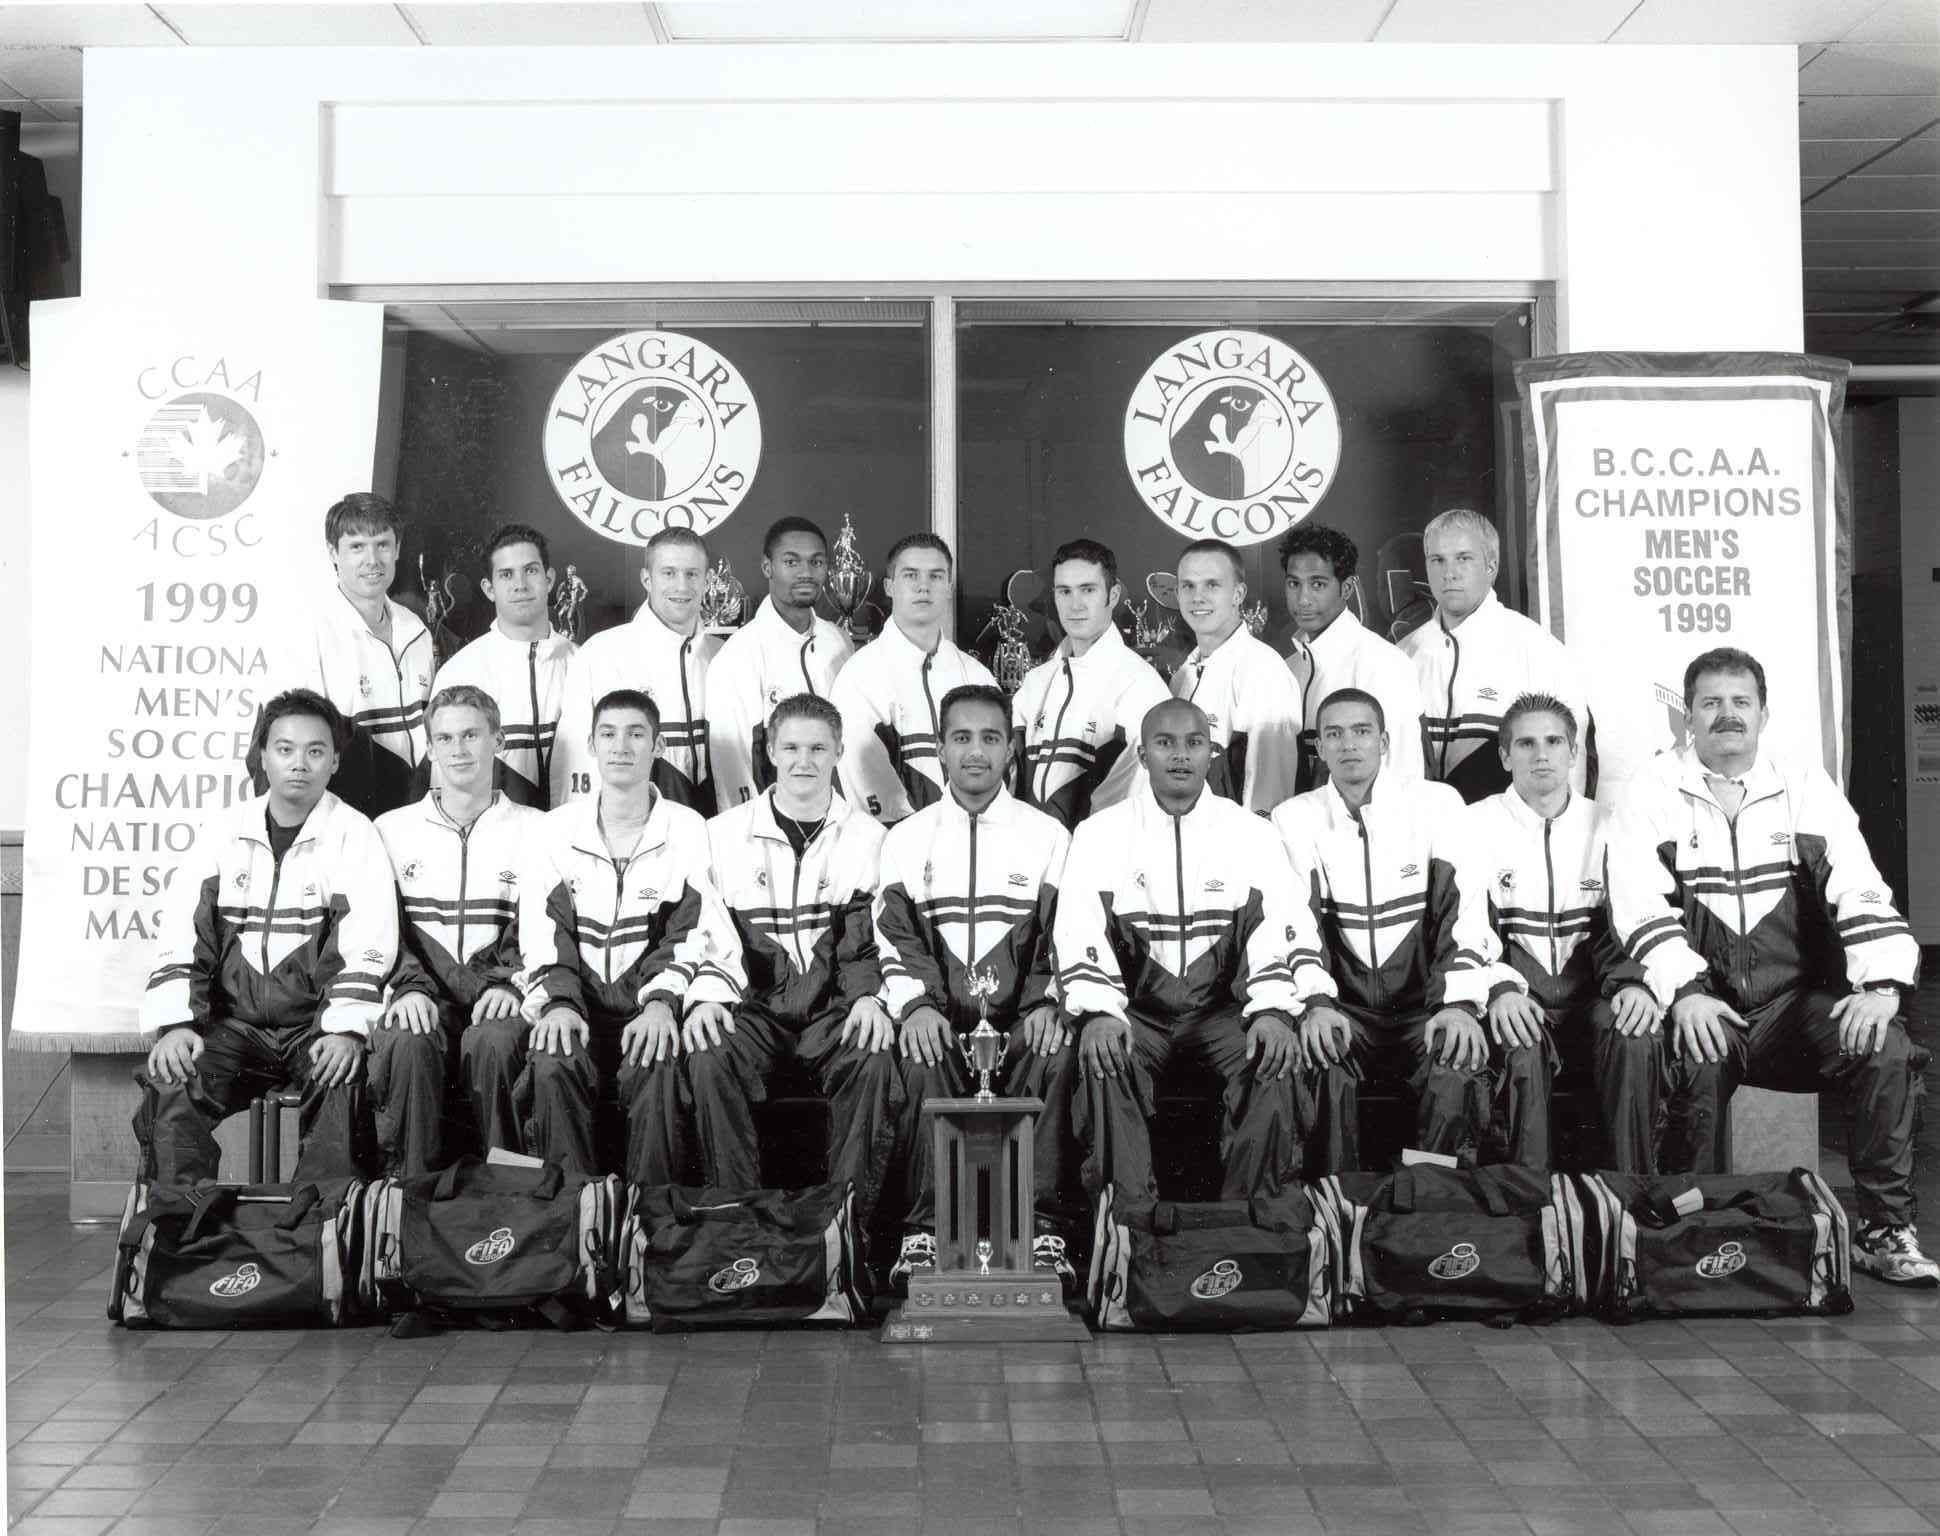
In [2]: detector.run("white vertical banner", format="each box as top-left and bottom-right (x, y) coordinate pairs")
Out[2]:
(14, 299), (385, 1049)
(1517, 353), (1850, 799)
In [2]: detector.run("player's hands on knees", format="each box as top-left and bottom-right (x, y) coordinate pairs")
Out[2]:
(1426, 1007), (1488, 1072)
(146, 1026), (204, 1085)
(898, 1005), (952, 1068)
(1078, 1014), (1132, 1079)
(471, 986), (521, 1025)
(624, 999), (680, 1068)
(1245, 1011), (1299, 1080)
(1831, 988), (1899, 1056)
(1610, 985), (1662, 1037)
(309, 1032), (363, 1088)
(387, 992), (441, 1036)
(1669, 993), (1740, 1064)
(1020, 1003), (1069, 1057)
(531, 1006), (589, 1059)
(682, 1001), (735, 1053)
(840, 995), (894, 1053)
(1299, 1005), (1352, 1070)
(1487, 991), (1544, 1051)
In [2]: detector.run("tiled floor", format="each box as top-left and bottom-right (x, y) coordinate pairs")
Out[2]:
(10, 978), (1940, 1536)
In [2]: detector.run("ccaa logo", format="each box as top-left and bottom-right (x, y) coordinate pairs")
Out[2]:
(134, 387), (267, 521)
(465, 1227), (517, 1266)
(209, 1262), (262, 1299)
(543, 330), (763, 549)
(1189, 1258), (1244, 1300)
(1695, 1241), (1746, 1279)
(1428, 1242), (1481, 1281)
(1123, 330), (1341, 547)
(708, 1257), (762, 1294)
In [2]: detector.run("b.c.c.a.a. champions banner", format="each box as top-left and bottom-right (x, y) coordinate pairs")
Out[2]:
(14, 299), (384, 1049)
(1516, 352), (1850, 798)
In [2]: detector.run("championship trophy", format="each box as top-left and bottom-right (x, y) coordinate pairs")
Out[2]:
(1243, 599), (1270, 638)
(827, 511), (875, 642)
(980, 569), (1039, 694)
(1125, 572), (1185, 667)
(881, 970), (1090, 1344)
(553, 563), (589, 642)
(699, 558), (747, 630)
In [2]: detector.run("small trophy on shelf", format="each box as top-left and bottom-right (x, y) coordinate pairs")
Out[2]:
(553, 563), (589, 642)
(699, 558), (747, 630)
(827, 511), (875, 642)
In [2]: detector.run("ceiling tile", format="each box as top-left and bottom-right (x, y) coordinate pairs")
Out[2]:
(1842, 0), (1940, 43)
(154, 5), (422, 46)
(1798, 41), (1940, 92)
(1805, 287), (1932, 309)
(1862, 128), (1940, 175)
(1801, 237), (1940, 265)
(1139, 0), (1389, 43)
(1804, 175), (1838, 196)
(1801, 137), (1900, 176)
(1799, 94), (1940, 138)
(1805, 208), (1940, 237)
(400, 4), (663, 45)
(35, 98), (81, 122)
(0, 97), (56, 122)
(0, 48), (81, 99)
(0, 6), (179, 45)
(1804, 263), (1940, 283)
(659, 1), (1134, 41)
(1615, 0), (1879, 43)
(1376, 0), (1637, 43)
(1807, 172), (1940, 209)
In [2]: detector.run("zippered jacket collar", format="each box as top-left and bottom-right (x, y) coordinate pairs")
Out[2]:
(629, 599), (701, 649)
(1499, 784), (1577, 833)
(1674, 742), (1781, 808)
(1438, 588), (1502, 639)
(1184, 620), (1250, 670)
(481, 621), (573, 663)
(326, 585), (429, 653)
(881, 614), (956, 669)
(561, 787), (671, 860)
(1294, 607), (1366, 668)
(748, 787), (860, 844)
(233, 789), (349, 850)
(1057, 622), (1131, 673)
(937, 784), (1022, 830)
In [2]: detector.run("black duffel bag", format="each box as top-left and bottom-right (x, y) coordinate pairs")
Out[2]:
(1580, 1168), (1853, 1320)
(109, 1179), (366, 1328)
(1321, 1163), (1594, 1324)
(622, 1182), (866, 1330)
(1087, 1184), (1338, 1331)
(363, 1157), (622, 1329)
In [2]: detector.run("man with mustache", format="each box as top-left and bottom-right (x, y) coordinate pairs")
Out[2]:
(706, 517), (854, 811)
(1609, 647), (1931, 1285)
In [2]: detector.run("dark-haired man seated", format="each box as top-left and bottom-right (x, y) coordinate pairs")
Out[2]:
(1609, 647), (1933, 1285)
(371, 684), (544, 1176)
(518, 688), (737, 1184)
(137, 689), (396, 1185)
(684, 694), (900, 1212)
(1062, 699), (1324, 1206)
(874, 684), (1077, 1286)
(1272, 688), (1499, 1172)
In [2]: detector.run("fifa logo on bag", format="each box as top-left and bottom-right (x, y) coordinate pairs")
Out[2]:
(1189, 1258), (1244, 1300)
(465, 1227), (516, 1266)
(1696, 1241), (1746, 1279)
(208, 1262), (261, 1299)
(1428, 1242), (1481, 1281)
(708, 1257), (762, 1294)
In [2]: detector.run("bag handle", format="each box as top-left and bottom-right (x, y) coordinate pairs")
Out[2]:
(432, 1158), (564, 1203)
(1390, 1168), (1513, 1218)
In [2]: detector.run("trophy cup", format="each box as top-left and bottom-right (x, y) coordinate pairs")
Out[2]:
(699, 558), (747, 630)
(1243, 599), (1270, 638)
(827, 511), (874, 642)
(881, 968), (1088, 1344)
(553, 563), (589, 642)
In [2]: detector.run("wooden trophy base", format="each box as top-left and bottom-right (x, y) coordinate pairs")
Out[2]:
(882, 1269), (1092, 1343)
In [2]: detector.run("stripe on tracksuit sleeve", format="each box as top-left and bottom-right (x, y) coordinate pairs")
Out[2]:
(1050, 823), (1131, 1025)
(519, 837), (588, 1022)
(141, 844), (225, 1036)
(317, 817), (401, 1038)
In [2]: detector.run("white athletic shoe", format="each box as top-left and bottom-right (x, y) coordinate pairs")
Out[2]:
(1853, 1223), (1940, 1287)
(1032, 1233), (1077, 1291)
(890, 1232), (936, 1291)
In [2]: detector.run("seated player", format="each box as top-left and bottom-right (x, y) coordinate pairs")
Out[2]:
(1609, 647), (1932, 1284)
(518, 689), (736, 1184)
(1464, 693), (1695, 1171)
(1012, 538), (1170, 829)
(136, 689), (396, 1186)
(1272, 688), (1498, 1171)
(371, 685), (545, 1176)
(1061, 699), (1324, 1205)
(874, 684), (1077, 1285)
(685, 694), (901, 1211)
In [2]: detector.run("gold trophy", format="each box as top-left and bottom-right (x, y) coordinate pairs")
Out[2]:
(699, 558), (747, 630)
(960, 969), (1008, 1099)
(827, 510), (875, 642)
(553, 563), (589, 642)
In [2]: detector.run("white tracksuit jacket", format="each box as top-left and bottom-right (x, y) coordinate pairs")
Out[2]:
(518, 791), (738, 1029)
(830, 621), (996, 825)
(1055, 788), (1333, 1028)
(551, 604), (715, 815)
(705, 598), (853, 811)
(141, 792), (398, 1039)
(874, 788), (1069, 1029)
(256, 589), (433, 820)
(1270, 775), (1497, 1019)
(1287, 609), (1425, 792)
(1400, 591), (1587, 803)
(432, 625), (576, 810)
(377, 791), (545, 1011)
(1170, 625), (1304, 815)
(1012, 626), (1171, 831)
(1606, 745), (1918, 1012)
